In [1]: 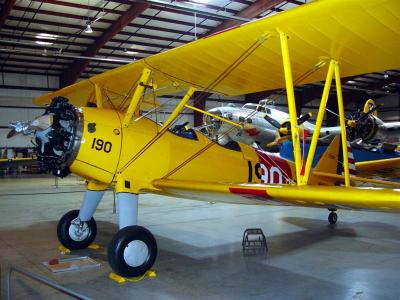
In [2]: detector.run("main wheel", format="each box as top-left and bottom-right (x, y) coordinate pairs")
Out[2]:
(57, 210), (97, 250)
(108, 225), (157, 278)
(328, 211), (338, 225)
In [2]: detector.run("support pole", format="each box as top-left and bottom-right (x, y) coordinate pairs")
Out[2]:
(335, 63), (350, 187)
(302, 59), (336, 185)
(279, 32), (302, 184)
(122, 68), (152, 128)
(159, 87), (196, 132)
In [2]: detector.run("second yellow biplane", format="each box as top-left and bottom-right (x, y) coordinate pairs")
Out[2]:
(9, 0), (400, 277)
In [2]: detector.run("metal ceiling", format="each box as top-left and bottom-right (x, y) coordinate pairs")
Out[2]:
(0, 0), (399, 102)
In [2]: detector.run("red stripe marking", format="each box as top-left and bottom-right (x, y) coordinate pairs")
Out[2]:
(229, 187), (269, 199)
(348, 158), (355, 164)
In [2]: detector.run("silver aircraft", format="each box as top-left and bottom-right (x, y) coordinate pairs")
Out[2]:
(204, 99), (400, 150)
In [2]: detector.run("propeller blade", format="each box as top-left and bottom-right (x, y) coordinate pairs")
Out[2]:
(263, 114), (281, 128)
(297, 112), (312, 125)
(6, 129), (17, 139)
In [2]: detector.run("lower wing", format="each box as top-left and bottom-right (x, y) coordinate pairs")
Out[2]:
(151, 179), (400, 212)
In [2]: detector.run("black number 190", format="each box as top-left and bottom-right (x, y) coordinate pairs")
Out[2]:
(91, 138), (112, 153)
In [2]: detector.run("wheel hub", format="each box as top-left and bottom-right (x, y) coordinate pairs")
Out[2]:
(68, 221), (90, 242)
(123, 240), (149, 267)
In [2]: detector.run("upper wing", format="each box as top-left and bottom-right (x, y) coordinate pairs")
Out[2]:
(152, 179), (400, 212)
(34, 0), (400, 107)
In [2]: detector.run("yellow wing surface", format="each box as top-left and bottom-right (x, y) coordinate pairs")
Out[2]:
(152, 179), (400, 212)
(355, 157), (400, 171)
(34, 0), (400, 108)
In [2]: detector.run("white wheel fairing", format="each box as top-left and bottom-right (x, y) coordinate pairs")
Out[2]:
(68, 222), (90, 242)
(123, 240), (149, 267)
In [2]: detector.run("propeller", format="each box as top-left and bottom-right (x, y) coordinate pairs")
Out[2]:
(347, 100), (380, 142)
(6, 115), (52, 139)
(264, 112), (312, 138)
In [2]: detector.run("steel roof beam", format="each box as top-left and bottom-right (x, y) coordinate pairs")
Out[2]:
(60, 2), (149, 87)
(0, 0), (16, 30)
(206, 0), (286, 35)
(29, 0), (242, 22)
(7, 16), (186, 45)
(3, 25), (175, 51)
(11, 6), (196, 37)
(137, 0), (250, 22)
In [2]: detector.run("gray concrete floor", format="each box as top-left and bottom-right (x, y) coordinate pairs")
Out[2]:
(0, 175), (400, 299)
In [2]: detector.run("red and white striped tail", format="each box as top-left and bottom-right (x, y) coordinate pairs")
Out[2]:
(346, 141), (357, 177)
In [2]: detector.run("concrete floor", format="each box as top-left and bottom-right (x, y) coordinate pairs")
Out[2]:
(1, 175), (400, 299)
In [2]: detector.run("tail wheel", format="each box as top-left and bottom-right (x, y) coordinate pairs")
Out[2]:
(108, 225), (157, 278)
(328, 211), (338, 225)
(57, 210), (97, 250)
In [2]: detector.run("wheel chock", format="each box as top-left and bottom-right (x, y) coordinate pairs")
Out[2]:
(58, 245), (71, 254)
(109, 272), (127, 284)
(109, 270), (157, 284)
(88, 243), (100, 250)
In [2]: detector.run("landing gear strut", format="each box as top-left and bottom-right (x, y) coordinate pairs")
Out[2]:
(328, 209), (338, 225)
(107, 192), (158, 277)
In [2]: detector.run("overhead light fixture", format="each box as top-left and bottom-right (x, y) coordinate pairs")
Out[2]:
(85, 24), (93, 34)
(346, 80), (356, 84)
(36, 33), (58, 40)
(123, 48), (138, 55)
(35, 40), (53, 46)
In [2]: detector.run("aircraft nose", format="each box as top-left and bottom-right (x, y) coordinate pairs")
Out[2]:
(34, 97), (83, 177)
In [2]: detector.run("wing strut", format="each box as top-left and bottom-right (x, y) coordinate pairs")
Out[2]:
(279, 32), (302, 183)
(94, 84), (103, 108)
(118, 86), (196, 173)
(159, 87), (196, 131)
(279, 32), (351, 186)
(122, 68), (152, 128)
(300, 60), (350, 186)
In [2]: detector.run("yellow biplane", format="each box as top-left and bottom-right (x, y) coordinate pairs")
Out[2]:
(11, 0), (400, 278)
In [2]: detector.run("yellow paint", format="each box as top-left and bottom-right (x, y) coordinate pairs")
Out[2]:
(335, 63), (350, 187)
(302, 59), (335, 185)
(356, 157), (400, 171)
(87, 181), (108, 191)
(58, 245), (71, 254)
(69, 108), (122, 184)
(94, 84), (103, 108)
(363, 99), (377, 116)
(88, 243), (101, 250)
(122, 68), (152, 128)
(160, 87), (196, 132)
(313, 171), (400, 188)
(279, 31), (302, 184)
(109, 270), (157, 283)
(33, 0), (400, 108)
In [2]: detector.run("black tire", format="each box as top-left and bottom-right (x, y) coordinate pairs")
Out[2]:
(108, 225), (157, 278)
(328, 212), (338, 225)
(57, 210), (97, 250)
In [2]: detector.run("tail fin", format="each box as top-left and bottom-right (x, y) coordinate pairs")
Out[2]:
(314, 136), (341, 174)
(314, 136), (357, 176)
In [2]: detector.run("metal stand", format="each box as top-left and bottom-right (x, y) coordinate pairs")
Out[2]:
(6, 265), (91, 300)
(242, 228), (268, 255)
